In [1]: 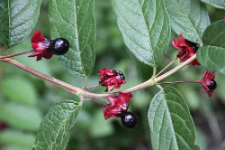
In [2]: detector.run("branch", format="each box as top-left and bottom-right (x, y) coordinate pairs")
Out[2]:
(0, 54), (197, 98)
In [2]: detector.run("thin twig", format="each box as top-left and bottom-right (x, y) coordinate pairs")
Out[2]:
(85, 98), (107, 106)
(0, 50), (34, 59)
(85, 84), (99, 90)
(157, 81), (200, 85)
(156, 57), (178, 77)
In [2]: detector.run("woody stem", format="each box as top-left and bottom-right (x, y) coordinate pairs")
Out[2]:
(0, 50), (34, 59)
(0, 54), (197, 98)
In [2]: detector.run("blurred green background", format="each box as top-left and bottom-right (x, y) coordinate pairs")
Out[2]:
(0, 1), (225, 150)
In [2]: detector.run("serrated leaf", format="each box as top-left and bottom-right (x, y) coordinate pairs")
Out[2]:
(0, 130), (35, 148)
(0, 0), (42, 51)
(112, 0), (171, 67)
(33, 100), (81, 150)
(202, 20), (225, 48)
(165, 0), (210, 43)
(0, 102), (42, 131)
(1, 77), (37, 106)
(48, 0), (96, 78)
(201, 0), (225, 10)
(148, 87), (200, 150)
(197, 46), (225, 72)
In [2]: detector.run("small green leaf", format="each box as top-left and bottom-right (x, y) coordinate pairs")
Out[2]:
(49, 0), (96, 77)
(1, 77), (37, 106)
(148, 87), (200, 150)
(33, 100), (81, 150)
(0, 102), (42, 131)
(165, 0), (210, 43)
(202, 20), (225, 48)
(0, 130), (36, 148)
(197, 46), (225, 72)
(0, 0), (42, 50)
(201, 0), (225, 10)
(112, 0), (171, 67)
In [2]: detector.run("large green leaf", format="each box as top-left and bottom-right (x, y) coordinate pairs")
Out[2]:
(202, 20), (225, 48)
(0, 130), (35, 148)
(148, 87), (200, 150)
(165, 0), (210, 43)
(197, 20), (225, 72)
(1, 76), (37, 106)
(201, 0), (225, 10)
(33, 100), (81, 150)
(0, 102), (42, 131)
(49, 0), (96, 77)
(111, 0), (171, 67)
(197, 46), (225, 72)
(0, 0), (42, 50)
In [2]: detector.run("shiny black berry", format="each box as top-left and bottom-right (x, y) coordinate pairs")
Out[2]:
(208, 80), (217, 90)
(121, 112), (138, 129)
(191, 45), (198, 52)
(51, 38), (69, 55)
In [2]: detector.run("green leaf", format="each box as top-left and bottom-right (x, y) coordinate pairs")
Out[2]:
(200, 0), (225, 10)
(0, 102), (42, 131)
(197, 46), (225, 72)
(49, 0), (96, 77)
(0, 0), (42, 50)
(111, 0), (171, 67)
(165, 0), (210, 43)
(148, 87), (200, 150)
(202, 20), (225, 48)
(33, 100), (81, 150)
(0, 130), (35, 148)
(1, 77), (37, 106)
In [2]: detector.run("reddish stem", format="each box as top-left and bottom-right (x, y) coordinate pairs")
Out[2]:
(157, 81), (200, 85)
(87, 98), (107, 106)
(0, 50), (34, 59)
(156, 57), (178, 77)
(85, 84), (99, 90)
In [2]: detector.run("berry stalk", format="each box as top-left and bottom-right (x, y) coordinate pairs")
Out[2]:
(0, 50), (34, 59)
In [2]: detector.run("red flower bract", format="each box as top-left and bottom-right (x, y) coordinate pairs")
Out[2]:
(98, 68), (126, 92)
(103, 92), (133, 119)
(29, 30), (53, 61)
(172, 34), (200, 65)
(200, 70), (217, 97)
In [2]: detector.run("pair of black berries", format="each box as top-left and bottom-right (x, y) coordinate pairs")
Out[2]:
(120, 112), (138, 129)
(47, 38), (70, 55)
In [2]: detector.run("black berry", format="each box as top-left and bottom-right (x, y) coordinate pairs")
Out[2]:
(208, 80), (217, 90)
(51, 38), (69, 55)
(191, 45), (198, 52)
(121, 112), (138, 129)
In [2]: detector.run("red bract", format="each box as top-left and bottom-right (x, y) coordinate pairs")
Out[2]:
(28, 30), (53, 61)
(200, 70), (217, 97)
(103, 92), (133, 119)
(98, 68), (126, 92)
(172, 34), (200, 65)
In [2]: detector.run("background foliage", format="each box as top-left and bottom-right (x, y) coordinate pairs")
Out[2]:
(0, 0), (225, 150)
